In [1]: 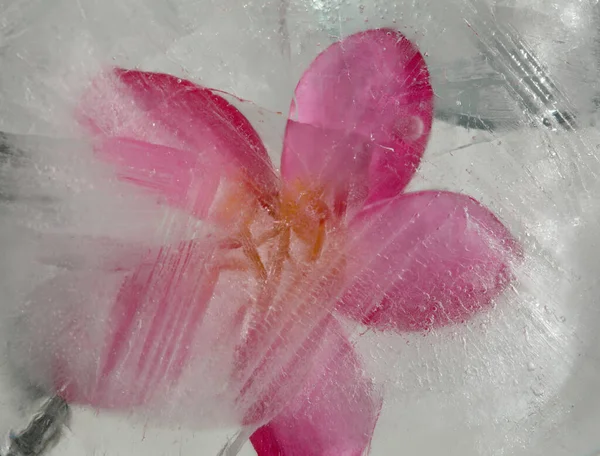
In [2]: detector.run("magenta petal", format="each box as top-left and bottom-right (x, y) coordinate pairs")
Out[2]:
(94, 137), (221, 218)
(79, 69), (279, 213)
(249, 320), (381, 456)
(282, 29), (433, 211)
(27, 239), (220, 408)
(338, 191), (521, 332)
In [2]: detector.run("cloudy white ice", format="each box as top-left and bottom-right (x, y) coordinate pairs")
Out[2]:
(1, 0), (600, 455)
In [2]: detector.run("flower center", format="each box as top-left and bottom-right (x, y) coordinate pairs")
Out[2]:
(214, 179), (346, 312)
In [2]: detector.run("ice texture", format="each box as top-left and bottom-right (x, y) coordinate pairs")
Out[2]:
(0, 0), (600, 455)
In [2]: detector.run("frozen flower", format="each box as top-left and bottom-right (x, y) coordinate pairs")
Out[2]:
(18, 29), (519, 455)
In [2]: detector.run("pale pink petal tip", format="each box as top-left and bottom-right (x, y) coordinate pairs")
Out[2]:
(49, 240), (219, 408)
(282, 28), (434, 211)
(250, 322), (381, 456)
(93, 137), (221, 219)
(339, 191), (521, 332)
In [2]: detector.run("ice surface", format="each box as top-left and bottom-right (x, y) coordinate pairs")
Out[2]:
(1, 0), (600, 455)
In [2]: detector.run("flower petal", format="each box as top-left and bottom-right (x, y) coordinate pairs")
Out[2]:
(15, 239), (220, 409)
(249, 320), (381, 456)
(338, 191), (521, 332)
(92, 137), (221, 218)
(79, 69), (279, 215)
(281, 29), (433, 212)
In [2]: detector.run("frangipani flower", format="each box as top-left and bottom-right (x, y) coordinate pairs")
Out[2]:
(18, 29), (519, 455)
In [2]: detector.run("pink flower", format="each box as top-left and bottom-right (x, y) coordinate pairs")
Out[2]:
(20, 29), (519, 455)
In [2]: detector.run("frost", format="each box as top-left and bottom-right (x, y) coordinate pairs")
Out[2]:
(1, 0), (600, 455)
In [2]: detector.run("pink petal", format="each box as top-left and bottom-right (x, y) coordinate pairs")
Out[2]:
(79, 69), (279, 215)
(250, 320), (381, 456)
(338, 191), (521, 332)
(93, 137), (221, 218)
(19, 239), (219, 409)
(235, 314), (337, 427)
(281, 29), (433, 213)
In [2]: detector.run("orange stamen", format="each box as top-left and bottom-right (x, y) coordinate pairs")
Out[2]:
(239, 225), (268, 282)
(210, 177), (348, 315)
(310, 218), (326, 262)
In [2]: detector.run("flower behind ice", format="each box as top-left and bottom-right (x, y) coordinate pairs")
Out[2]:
(19, 29), (519, 455)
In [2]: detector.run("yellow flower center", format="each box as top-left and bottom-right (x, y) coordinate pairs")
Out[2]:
(212, 178), (346, 313)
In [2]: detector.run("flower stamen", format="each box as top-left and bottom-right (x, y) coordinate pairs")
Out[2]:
(239, 225), (268, 282)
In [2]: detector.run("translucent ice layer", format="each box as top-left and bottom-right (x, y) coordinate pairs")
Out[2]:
(0, 1), (599, 456)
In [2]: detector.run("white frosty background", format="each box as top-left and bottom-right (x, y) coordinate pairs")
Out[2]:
(1, 0), (600, 455)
